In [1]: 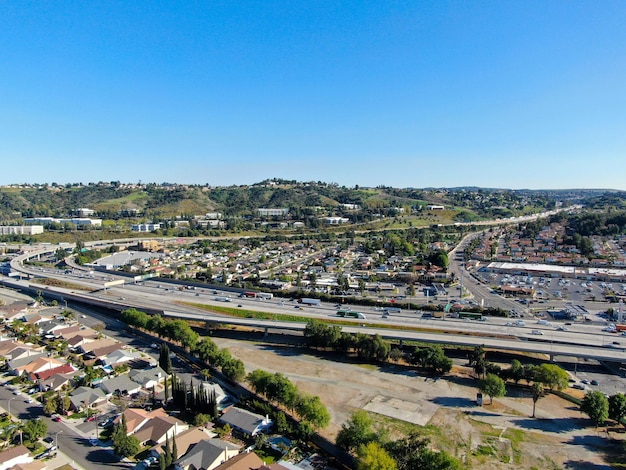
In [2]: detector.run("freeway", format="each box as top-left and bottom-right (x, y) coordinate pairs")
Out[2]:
(6, 240), (626, 363)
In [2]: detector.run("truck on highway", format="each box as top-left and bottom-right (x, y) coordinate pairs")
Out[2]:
(298, 298), (321, 306)
(214, 296), (232, 302)
(258, 292), (273, 300)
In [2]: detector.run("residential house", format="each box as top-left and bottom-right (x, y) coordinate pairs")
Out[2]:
(40, 372), (75, 392)
(102, 349), (143, 368)
(99, 375), (142, 397)
(0, 445), (32, 470)
(218, 407), (273, 437)
(69, 386), (107, 411)
(212, 452), (264, 470)
(129, 366), (168, 390)
(13, 356), (65, 377)
(116, 408), (187, 446)
(0, 343), (45, 361)
(173, 438), (241, 470)
(151, 428), (216, 458)
(30, 363), (76, 382)
(78, 338), (118, 355)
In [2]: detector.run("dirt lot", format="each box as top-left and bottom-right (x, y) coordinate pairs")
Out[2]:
(213, 334), (624, 469)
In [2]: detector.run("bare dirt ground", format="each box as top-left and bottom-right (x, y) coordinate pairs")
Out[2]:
(213, 334), (624, 469)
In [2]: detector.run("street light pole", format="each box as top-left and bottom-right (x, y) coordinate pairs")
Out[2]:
(6, 397), (16, 419)
(55, 430), (63, 450)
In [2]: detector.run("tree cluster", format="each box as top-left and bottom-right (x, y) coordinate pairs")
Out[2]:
(246, 369), (330, 430)
(337, 410), (461, 470)
(120, 309), (245, 382)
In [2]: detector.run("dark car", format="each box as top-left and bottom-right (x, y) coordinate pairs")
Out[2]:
(591, 380), (599, 386)
(43, 436), (54, 443)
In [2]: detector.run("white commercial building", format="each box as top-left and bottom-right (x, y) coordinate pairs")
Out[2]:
(0, 225), (44, 235)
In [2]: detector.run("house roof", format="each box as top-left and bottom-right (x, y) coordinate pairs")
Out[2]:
(213, 452), (264, 470)
(99, 374), (142, 395)
(128, 366), (168, 386)
(219, 407), (272, 436)
(14, 356), (64, 375)
(174, 438), (241, 470)
(55, 325), (87, 339)
(0, 444), (30, 465)
(132, 415), (186, 444)
(78, 338), (118, 354)
(31, 363), (76, 381)
(70, 386), (106, 408)
(104, 348), (143, 366)
(118, 407), (169, 434)
(41, 372), (75, 391)
(152, 427), (216, 456)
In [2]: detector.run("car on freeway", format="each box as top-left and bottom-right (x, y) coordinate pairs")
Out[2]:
(591, 380), (599, 386)
(581, 379), (590, 384)
(556, 326), (568, 331)
(237, 304), (243, 308)
(572, 383), (586, 390)
(530, 330), (544, 335)
(81, 315), (86, 318)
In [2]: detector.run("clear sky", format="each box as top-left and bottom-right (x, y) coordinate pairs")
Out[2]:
(1, 1), (625, 189)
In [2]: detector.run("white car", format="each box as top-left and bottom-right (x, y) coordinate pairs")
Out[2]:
(530, 330), (544, 335)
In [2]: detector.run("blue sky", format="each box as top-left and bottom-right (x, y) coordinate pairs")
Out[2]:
(1, 1), (625, 189)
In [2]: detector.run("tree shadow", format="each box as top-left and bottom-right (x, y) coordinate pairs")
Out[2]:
(430, 396), (476, 408)
(509, 417), (586, 433)
(563, 433), (626, 467)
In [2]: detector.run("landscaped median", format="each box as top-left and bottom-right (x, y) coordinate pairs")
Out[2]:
(179, 301), (518, 341)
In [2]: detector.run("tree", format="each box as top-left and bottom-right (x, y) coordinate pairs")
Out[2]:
(479, 373), (506, 405)
(581, 391), (609, 427)
(43, 396), (59, 416)
(357, 442), (397, 470)
(508, 359), (524, 384)
(159, 344), (173, 373)
(608, 393), (626, 426)
(336, 410), (377, 453)
(536, 363), (569, 391)
(22, 419), (47, 441)
(114, 434), (141, 458)
(531, 382), (544, 418)
(194, 413), (211, 428)
(385, 433), (461, 470)
(295, 394), (330, 430)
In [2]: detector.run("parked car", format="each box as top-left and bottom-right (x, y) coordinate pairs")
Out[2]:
(85, 415), (96, 422)
(52, 415), (62, 422)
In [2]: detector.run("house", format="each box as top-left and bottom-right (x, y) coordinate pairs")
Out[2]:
(30, 363), (76, 382)
(40, 372), (75, 392)
(0, 343), (45, 361)
(99, 375), (142, 397)
(102, 348), (143, 367)
(116, 408), (187, 445)
(13, 356), (65, 377)
(174, 439), (241, 470)
(55, 325), (89, 340)
(129, 366), (168, 390)
(133, 415), (188, 446)
(151, 427), (216, 458)
(0, 445), (32, 470)
(218, 407), (273, 437)
(78, 338), (118, 355)
(212, 452), (264, 470)
(6, 353), (48, 374)
(199, 382), (228, 406)
(70, 386), (107, 411)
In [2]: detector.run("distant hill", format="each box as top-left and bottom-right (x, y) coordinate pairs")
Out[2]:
(0, 180), (620, 223)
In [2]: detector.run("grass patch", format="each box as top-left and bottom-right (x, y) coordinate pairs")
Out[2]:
(31, 278), (94, 292)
